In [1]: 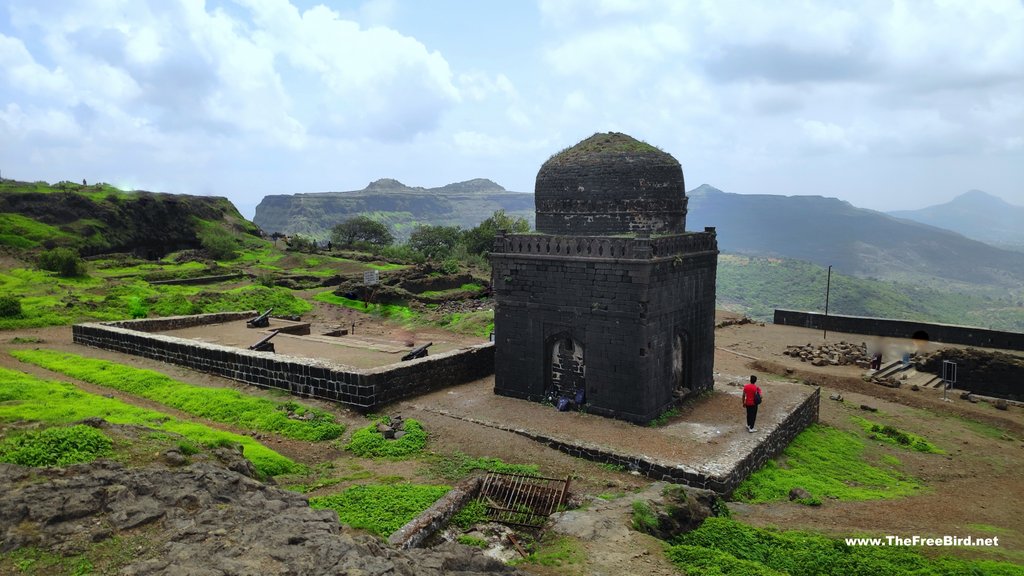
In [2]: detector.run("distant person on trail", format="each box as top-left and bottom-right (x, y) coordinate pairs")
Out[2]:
(742, 375), (762, 433)
(870, 352), (882, 370)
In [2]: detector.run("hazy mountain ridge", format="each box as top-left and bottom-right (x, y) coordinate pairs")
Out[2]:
(685, 184), (1024, 290)
(887, 190), (1024, 250)
(253, 178), (533, 239)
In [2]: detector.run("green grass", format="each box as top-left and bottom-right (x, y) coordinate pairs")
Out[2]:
(648, 406), (680, 427)
(194, 285), (312, 316)
(308, 483), (450, 536)
(670, 517), (1024, 576)
(0, 366), (301, 477)
(853, 416), (944, 454)
(438, 310), (494, 338)
(428, 451), (540, 480)
(731, 424), (924, 503)
(345, 417), (427, 458)
(365, 262), (407, 271)
(511, 535), (585, 569)
(631, 500), (659, 532)
(457, 535), (489, 548)
(11, 349), (343, 441)
(0, 213), (74, 248)
(0, 424), (112, 467)
(314, 291), (419, 322)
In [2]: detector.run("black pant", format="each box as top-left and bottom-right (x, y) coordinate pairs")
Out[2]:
(746, 405), (758, 429)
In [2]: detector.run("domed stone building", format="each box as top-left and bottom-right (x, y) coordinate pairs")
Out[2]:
(490, 132), (719, 423)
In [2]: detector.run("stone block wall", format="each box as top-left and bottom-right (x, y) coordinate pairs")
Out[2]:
(72, 316), (494, 412)
(774, 309), (1024, 352)
(491, 231), (718, 423)
(430, 386), (820, 494)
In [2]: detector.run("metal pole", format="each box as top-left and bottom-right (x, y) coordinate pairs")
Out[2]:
(823, 265), (832, 340)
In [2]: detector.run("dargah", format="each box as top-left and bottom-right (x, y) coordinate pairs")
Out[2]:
(490, 132), (719, 423)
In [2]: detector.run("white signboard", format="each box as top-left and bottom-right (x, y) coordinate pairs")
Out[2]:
(363, 270), (379, 286)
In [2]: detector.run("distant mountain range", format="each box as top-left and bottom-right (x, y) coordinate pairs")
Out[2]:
(685, 184), (1024, 290)
(253, 178), (533, 239)
(887, 190), (1024, 250)
(253, 179), (1024, 292)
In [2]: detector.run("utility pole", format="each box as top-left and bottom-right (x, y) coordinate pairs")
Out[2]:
(823, 265), (832, 340)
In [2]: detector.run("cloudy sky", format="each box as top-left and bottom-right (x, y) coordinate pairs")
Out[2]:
(2, 0), (1022, 218)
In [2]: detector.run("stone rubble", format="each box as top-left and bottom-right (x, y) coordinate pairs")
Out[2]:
(783, 341), (872, 368)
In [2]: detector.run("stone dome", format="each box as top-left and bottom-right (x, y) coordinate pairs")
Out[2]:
(534, 132), (687, 236)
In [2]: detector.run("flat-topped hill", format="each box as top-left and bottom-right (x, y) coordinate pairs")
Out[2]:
(253, 178), (533, 240)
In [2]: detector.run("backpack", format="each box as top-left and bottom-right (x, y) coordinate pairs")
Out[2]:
(754, 389), (762, 405)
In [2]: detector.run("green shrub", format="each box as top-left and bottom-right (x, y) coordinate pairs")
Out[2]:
(631, 500), (658, 533)
(451, 499), (489, 529)
(37, 247), (85, 277)
(671, 517), (1024, 576)
(666, 545), (786, 576)
(309, 484), (449, 536)
(0, 296), (22, 318)
(0, 424), (112, 467)
(199, 227), (238, 260)
(345, 417), (427, 458)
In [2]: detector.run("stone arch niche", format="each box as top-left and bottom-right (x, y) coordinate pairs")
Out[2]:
(672, 332), (690, 392)
(912, 330), (930, 342)
(546, 333), (585, 400)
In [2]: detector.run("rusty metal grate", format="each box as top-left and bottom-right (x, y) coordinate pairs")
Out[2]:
(477, 472), (571, 528)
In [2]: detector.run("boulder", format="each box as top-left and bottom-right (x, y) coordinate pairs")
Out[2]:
(788, 487), (813, 501)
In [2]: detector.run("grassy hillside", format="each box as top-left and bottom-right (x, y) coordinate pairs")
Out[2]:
(0, 179), (258, 257)
(717, 254), (1024, 332)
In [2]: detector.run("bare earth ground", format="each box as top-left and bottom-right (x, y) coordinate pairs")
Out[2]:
(1, 307), (1022, 573)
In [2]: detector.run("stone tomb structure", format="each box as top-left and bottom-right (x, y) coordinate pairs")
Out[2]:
(490, 133), (719, 423)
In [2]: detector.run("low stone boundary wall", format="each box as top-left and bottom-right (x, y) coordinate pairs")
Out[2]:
(417, 387), (820, 495)
(774, 309), (1024, 352)
(388, 476), (483, 549)
(72, 314), (494, 413)
(148, 273), (246, 286)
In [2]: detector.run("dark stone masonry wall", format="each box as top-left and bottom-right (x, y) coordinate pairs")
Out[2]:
(72, 314), (493, 412)
(774, 309), (1024, 352)
(491, 231), (718, 423)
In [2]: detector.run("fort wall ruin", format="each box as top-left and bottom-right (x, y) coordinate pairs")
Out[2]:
(774, 309), (1024, 352)
(72, 312), (494, 412)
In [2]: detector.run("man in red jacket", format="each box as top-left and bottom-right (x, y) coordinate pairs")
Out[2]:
(742, 375), (762, 433)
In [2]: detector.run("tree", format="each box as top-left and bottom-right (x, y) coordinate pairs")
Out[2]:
(463, 210), (530, 255)
(331, 216), (394, 248)
(407, 225), (463, 260)
(37, 247), (86, 277)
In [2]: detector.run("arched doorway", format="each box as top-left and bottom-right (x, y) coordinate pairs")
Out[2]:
(672, 332), (689, 392)
(912, 330), (930, 342)
(547, 334), (585, 401)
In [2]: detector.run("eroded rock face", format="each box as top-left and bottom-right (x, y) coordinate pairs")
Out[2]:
(0, 459), (522, 576)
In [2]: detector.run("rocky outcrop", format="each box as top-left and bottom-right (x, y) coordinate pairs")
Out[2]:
(0, 458), (522, 576)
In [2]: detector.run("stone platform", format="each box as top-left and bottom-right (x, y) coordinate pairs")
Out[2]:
(405, 373), (819, 494)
